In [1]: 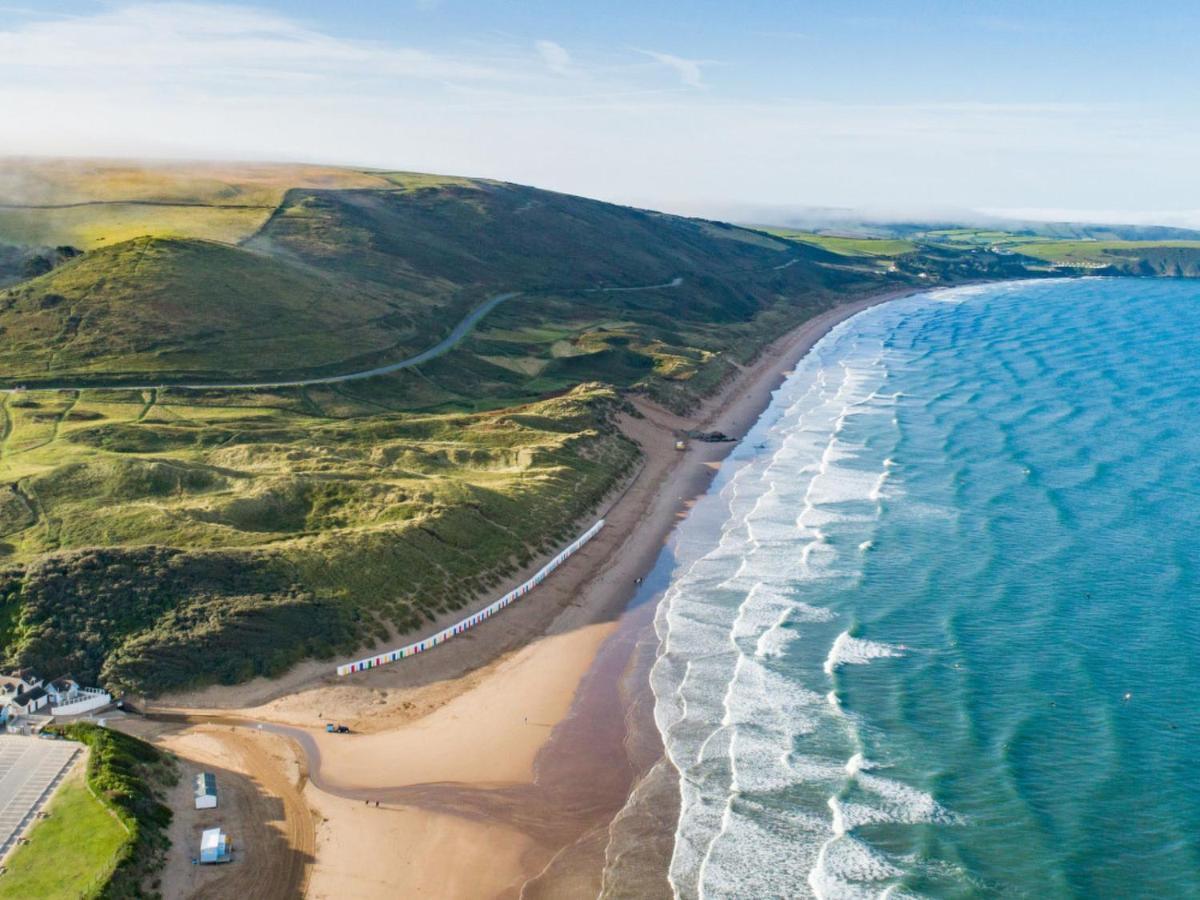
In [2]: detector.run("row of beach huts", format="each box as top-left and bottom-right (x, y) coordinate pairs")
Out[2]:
(336, 518), (606, 676)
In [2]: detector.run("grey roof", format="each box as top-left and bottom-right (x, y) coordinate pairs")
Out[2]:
(194, 772), (217, 796)
(12, 686), (46, 707)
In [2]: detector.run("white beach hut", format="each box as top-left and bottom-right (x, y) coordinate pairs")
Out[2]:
(199, 827), (231, 864)
(194, 773), (218, 810)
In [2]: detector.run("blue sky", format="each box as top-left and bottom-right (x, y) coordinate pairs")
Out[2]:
(4, 1), (1200, 224)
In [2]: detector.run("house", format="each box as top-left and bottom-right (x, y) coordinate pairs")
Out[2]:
(10, 686), (48, 716)
(199, 828), (231, 864)
(45, 678), (80, 707)
(0, 670), (43, 698)
(194, 773), (218, 810)
(0, 670), (111, 722)
(0, 671), (46, 725)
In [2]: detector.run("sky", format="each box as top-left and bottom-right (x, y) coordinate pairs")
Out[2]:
(4, 0), (1200, 224)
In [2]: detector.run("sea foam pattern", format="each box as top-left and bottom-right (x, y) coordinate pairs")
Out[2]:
(650, 300), (941, 898)
(650, 278), (1200, 898)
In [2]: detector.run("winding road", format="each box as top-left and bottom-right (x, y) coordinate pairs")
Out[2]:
(0, 276), (688, 394)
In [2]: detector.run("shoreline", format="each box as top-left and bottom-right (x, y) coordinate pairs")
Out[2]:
(140, 283), (922, 898)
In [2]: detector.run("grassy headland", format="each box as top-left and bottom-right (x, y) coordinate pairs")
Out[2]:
(1, 159), (1197, 697)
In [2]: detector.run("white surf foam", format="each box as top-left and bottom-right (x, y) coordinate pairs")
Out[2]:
(823, 631), (907, 675)
(649, 300), (927, 899)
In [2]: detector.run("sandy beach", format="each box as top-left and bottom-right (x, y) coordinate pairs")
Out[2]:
(133, 286), (914, 898)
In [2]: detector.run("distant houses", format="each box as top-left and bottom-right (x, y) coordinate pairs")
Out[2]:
(0, 670), (111, 729)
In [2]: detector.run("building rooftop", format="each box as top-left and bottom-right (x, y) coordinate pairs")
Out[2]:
(12, 686), (46, 707)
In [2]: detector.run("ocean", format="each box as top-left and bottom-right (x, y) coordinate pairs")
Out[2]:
(649, 278), (1200, 898)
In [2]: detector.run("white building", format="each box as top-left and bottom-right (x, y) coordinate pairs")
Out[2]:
(194, 773), (218, 810)
(0, 670), (111, 723)
(199, 828), (231, 864)
(0, 671), (48, 723)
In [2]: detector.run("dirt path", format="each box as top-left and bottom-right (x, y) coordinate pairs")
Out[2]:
(126, 722), (314, 900)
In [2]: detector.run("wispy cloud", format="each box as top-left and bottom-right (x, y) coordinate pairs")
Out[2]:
(0, 2), (504, 85)
(635, 49), (706, 88)
(0, 2), (1196, 223)
(535, 39), (571, 75)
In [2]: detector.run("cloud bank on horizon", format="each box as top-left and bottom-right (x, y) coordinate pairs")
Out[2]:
(3, 0), (1200, 226)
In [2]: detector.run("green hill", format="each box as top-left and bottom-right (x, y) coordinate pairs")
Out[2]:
(0, 177), (898, 407)
(3, 158), (1195, 696)
(0, 236), (431, 383)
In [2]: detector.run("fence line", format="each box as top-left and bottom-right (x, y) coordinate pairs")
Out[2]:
(335, 519), (605, 677)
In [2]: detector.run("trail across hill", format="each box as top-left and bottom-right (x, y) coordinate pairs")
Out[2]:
(0, 276), (686, 394)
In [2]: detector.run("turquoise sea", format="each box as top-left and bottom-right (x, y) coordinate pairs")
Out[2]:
(650, 279), (1200, 898)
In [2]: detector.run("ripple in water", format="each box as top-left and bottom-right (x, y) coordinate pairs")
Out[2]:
(650, 279), (1200, 898)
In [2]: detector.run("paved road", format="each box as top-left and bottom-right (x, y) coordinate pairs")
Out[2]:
(0, 276), (684, 394)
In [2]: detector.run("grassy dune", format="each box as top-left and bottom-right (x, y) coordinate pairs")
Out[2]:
(10, 158), (1186, 696)
(0, 383), (638, 693)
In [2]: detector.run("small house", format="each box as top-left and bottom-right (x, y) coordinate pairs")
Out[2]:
(11, 686), (48, 715)
(0, 670), (43, 697)
(45, 678), (80, 707)
(199, 828), (231, 864)
(194, 773), (218, 810)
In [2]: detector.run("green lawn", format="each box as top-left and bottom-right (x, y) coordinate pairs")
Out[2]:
(755, 227), (917, 258)
(1009, 239), (1200, 263)
(0, 766), (129, 899)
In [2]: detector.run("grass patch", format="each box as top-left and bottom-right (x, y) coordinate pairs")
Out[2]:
(0, 725), (175, 899)
(757, 227), (917, 258)
(52, 724), (175, 898)
(0, 766), (129, 900)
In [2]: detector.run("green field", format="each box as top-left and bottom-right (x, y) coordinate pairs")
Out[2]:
(0, 725), (174, 899)
(0, 160), (394, 248)
(755, 227), (918, 258)
(0, 766), (129, 900)
(756, 224), (1200, 277)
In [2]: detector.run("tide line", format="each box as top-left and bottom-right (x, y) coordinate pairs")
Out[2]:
(335, 519), (605, 676)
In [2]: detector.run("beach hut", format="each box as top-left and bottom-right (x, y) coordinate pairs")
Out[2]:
(194, 773), (218, 810)
(199, 828), (231, 864)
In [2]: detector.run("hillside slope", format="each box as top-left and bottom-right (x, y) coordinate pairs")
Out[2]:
(0, 237), (432, 382)
(0, 159), (1124, 696)
(1, 178), (893, 400)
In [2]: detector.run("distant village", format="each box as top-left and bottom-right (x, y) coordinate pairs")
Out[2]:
(0, 670), (111, 732)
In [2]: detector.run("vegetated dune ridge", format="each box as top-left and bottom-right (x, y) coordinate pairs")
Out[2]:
(137, 287), (912, 900)
(0, 158), (954, 700)
(0, 158), (1153, 700)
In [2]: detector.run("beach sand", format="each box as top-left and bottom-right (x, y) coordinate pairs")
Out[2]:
(140, 287), (912, 898)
